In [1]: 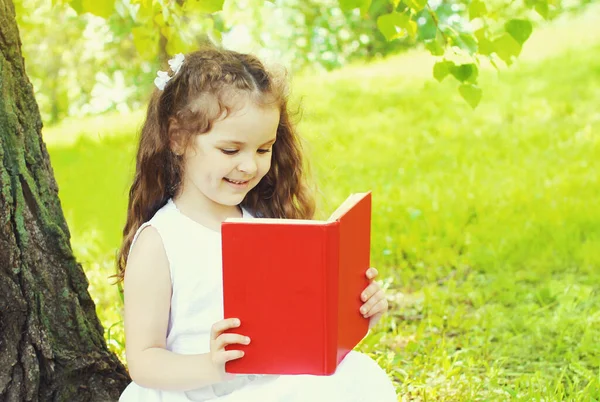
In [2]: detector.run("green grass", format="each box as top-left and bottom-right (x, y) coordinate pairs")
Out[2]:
(45, 7), (600, 401)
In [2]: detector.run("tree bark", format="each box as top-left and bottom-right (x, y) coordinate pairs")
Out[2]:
(0, 0), (129, 400)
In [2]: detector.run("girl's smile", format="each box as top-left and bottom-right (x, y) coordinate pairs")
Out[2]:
(223, 177), (252, 189)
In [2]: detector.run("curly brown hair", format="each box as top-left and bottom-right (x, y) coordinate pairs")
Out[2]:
(115, 47), (315, 282)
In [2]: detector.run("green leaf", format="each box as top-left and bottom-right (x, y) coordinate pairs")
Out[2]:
(479, 37), (494, 56)
(450, 63), (478, 83)
(406, 19), (417, 37)
(459, 83), (482, 109)
(474, 28), (493, 56)
(425, 30), (445, 56)
(360, 0), (372, 16)
(134, 2), (154, 24)
(505, 19), (532, 45)
(339, 0), (369, 11)
(403, 0), (427, 12)
(457, 33), (478, 55)
(154, 12), (166, 28)
(468, 0), (487, 20)
(165, 26), (197, 55)
(441, 24), (462, 48)
(425, 38), (444, 56)
(67, 0), (83, 14)
(535, 1), (549, 19)
(433, 60), (453, 82)
(493, 33), (521, 65)
(81, 0), (114, 18)
(132, 26), (159, 60)
(184, 0), (225, 14)
(377, 12), (414, 41)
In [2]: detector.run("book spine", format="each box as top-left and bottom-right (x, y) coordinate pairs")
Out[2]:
(323, 222), (340, 375)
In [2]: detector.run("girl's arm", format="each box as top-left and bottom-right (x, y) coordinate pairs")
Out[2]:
(124, 226), (225, 391)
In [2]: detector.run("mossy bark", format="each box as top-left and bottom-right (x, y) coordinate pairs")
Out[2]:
(0, 1), (129, 400)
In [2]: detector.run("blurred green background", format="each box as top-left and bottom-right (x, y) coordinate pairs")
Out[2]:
(15, 0), (600, 400)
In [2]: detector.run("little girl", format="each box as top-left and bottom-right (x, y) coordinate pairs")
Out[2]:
(117, 47), (397, 401)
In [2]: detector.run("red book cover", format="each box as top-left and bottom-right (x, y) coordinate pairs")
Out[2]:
(221, 192), (372, 375)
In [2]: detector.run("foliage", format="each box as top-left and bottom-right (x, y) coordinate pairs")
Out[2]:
(44, 9), (600, 399)
(218, 0), (412, 71)
(14, 0), (157, 123)
(50, 0), (594, 109)
(14, 0), (595, 121)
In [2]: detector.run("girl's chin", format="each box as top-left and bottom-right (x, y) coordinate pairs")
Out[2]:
(214, 185), (254, 205)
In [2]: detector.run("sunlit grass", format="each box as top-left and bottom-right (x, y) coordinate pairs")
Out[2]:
(46, 7), (600, 400)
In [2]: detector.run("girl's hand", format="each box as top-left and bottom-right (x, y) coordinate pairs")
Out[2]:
(360, 268), (388, 329)
(210, 318), (250, 378)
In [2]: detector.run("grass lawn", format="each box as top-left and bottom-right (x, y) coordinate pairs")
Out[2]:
(44, 6), (600, 400)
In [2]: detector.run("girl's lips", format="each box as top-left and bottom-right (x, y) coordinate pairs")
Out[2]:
(224, 178), (251, 188)
(225, 178), (248, 184)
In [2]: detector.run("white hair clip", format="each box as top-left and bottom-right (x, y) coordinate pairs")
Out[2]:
(154, 53), (185, 90)
(168, 53), (185, 75)
(154, 71), (171, 91)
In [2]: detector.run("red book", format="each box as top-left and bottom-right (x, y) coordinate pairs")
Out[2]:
(221, 192), (372, 375)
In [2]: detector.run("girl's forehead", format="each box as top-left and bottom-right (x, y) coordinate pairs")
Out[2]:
(206, 101), (280, 143)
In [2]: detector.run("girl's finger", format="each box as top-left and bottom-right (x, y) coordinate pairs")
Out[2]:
(215, 350), (245, 365)
(361, 282), (382, 302)
(223, 350), (245, 362)
(210, 318), (241, 339)
(366, 267), (379, 280)
(215, 333), (251, 350)
(360, 290), (386, 316)
(363, 297), (388, 318)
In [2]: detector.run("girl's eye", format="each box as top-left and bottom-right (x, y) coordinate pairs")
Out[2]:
(221, 149), (238, 155)
(257, 149), (272, 154)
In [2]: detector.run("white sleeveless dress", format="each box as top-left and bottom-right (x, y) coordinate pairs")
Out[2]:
(119, 199), (397, 402)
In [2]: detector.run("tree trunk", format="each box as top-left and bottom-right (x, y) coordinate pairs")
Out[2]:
(0, 1), (130, 400)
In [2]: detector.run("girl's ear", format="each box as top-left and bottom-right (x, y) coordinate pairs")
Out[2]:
(168, 117), (185, 156)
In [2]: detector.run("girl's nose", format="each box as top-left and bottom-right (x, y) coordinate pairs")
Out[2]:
(238, 155), (258, 175)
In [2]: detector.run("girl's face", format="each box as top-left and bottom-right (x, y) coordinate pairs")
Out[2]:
(178, 98), (280, 210)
